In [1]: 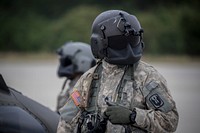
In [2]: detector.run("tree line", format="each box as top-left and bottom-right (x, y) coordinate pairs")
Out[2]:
(0, 0), (199, 55)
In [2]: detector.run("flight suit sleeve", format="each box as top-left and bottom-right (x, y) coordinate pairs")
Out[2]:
(57, 78), (84, 133)
(56, 97), (80, 133)
(133, 81), (179, 133)
(56, 66), (97, 133)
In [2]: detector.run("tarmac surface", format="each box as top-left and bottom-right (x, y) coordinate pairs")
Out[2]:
(0, 58), (200, 133)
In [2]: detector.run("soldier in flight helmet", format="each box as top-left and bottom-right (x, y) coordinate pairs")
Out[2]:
(56, 41), (95, 112)
(91, 10), (144, 65)
(57, 10), (179, 133)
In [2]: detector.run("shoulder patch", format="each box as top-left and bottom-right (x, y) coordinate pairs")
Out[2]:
(149, 94), (164, 108)
(71, 89), (81, 107)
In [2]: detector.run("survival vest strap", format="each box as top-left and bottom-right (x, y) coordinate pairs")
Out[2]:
(84, 61), (138, 110)
(113, 64), (137, 103)
(87, 60), (138, 110)
(77, 61), (138, 133)
(77, 61), (106, 133)
(86, 60), (103, 112)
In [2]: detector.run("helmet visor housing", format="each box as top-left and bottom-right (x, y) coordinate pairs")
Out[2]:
(108, 35), (140, 50)
(57, 42), (96, 79)
(91, 10), (144, 65)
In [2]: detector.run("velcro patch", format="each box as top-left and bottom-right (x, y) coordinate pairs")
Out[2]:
(149, 94), (164, 108)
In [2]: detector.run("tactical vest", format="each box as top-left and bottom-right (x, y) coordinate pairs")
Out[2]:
(77, 61), (137, 133)
(87, 61), (136, 110)
(85, 61), (103, 112)
(77, 61), (172, 133)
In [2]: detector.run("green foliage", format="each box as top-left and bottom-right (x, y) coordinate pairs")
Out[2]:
(138, 7), (185, 55)
(180, 7), (200, 55)
(47, 5), (103, 50)
(0, 5), (102, 52)
(0, 0), (199, 55)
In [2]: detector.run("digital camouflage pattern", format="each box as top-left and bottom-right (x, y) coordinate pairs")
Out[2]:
(56, 76), (80, 112)
(57, 60), (179, 133)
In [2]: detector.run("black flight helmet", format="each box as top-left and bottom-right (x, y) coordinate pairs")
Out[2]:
(91, 10), (144, 65)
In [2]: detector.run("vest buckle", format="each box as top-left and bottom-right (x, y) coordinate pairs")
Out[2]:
(93, 73), (99, 79)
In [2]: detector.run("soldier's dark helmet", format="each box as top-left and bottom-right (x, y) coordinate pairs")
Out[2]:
(56, 42), (96, 79)
(91, 10), (144, 65)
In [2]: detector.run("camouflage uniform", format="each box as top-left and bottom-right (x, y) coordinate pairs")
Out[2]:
(57, 60), (179, 133)
(56, 76), (80, 112)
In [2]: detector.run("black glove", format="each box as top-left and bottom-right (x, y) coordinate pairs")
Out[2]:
(104, 105), (136, 124)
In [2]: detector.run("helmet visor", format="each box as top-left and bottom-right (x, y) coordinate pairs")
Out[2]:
(60, 56), (72, 67)
(108, 35), (140, 50)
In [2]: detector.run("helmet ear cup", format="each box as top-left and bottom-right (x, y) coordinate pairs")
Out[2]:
(91, 34), (105, 59)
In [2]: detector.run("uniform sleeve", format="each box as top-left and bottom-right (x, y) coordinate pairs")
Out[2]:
(59, 98), (80, 122)
(57, 77), (84, 133)
(57, 118), (74, 133)
(56, 66), (97, 133)
(133, 80), (179, 133)
(56, 98), (80, 133)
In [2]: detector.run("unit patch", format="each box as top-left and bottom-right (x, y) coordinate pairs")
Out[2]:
(149, 94), (164, 108)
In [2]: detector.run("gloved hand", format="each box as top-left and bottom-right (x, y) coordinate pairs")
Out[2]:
(104, 105), (132, 124)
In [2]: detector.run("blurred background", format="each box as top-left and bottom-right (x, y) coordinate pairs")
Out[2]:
(0, 0), (200, 133)
(0, 0), (199, 55)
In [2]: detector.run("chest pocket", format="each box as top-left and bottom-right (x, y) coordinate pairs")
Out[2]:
(120, 80), (146, 110)
(118, 80), (133, 108)
(143, 81), (174, 113)
(115, 64), (142, 109)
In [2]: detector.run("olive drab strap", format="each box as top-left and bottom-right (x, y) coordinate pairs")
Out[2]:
(86, 62), (138, 106)
(115, 64), (136, 103)
(77, 61), (107, 133)
(80, 60), (102, 108)
(86, 61), (103, 113)
(114, 64), (138, 133)
(77, 62), (140, 133)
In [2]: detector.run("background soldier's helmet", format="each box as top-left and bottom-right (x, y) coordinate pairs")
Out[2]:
(57, 42), (96, 79)
(91, 10), (144, 65)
